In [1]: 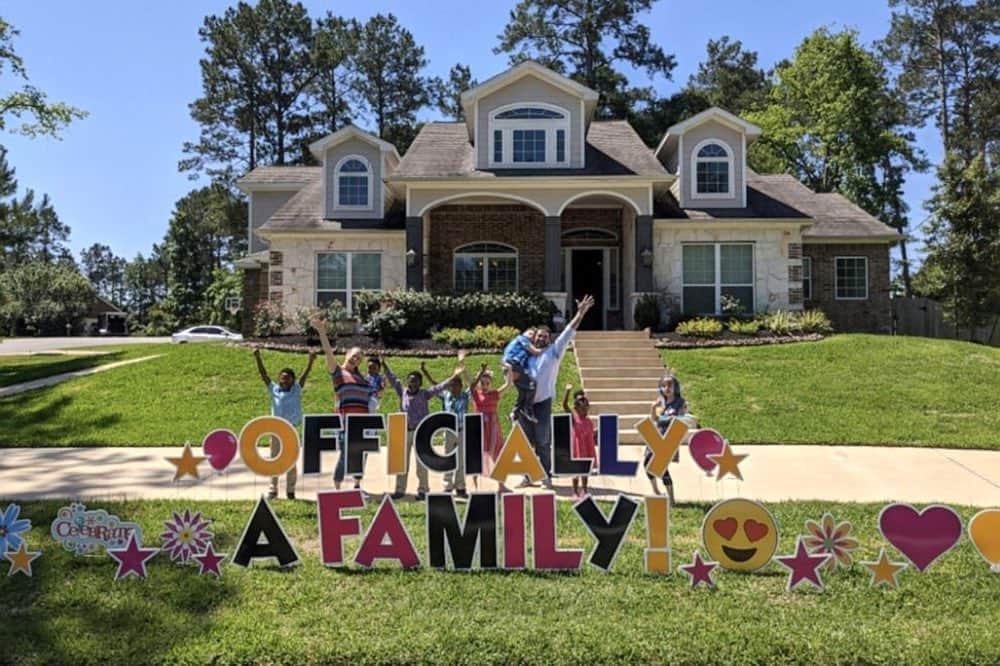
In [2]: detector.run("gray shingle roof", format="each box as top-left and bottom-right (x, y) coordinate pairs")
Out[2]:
(258, 176), (403, 233)
(658, 172), (901, 240)
(237, 166), (321, 186)
(392, 121), (669, 178)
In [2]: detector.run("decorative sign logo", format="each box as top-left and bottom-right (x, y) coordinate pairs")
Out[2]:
(50, 503), (143, 556)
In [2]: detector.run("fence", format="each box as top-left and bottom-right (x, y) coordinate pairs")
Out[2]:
(892, 296), (1000, 346)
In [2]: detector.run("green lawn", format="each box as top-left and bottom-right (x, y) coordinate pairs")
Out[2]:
(0, 344), (581, 447)
(666, 335), (1000, 449)
(1, 499), (997, 664)
(0, 349), (149, 387)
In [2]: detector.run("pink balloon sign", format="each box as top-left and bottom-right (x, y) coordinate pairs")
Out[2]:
(878, 503), (963, 572)
(202, 429), (238, 472)
(689, 429), (725, 474)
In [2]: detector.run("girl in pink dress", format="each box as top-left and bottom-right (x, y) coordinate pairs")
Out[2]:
(563, 383), (598, 498)
(472, 364), (511, 492)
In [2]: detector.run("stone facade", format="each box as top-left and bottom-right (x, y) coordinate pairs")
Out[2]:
(803, 242), (892, 333)
(265, 234), (406, 320)
(651, 225), (799, 315)
(427, 205), (546, 293)
(240, 267), (268, 335)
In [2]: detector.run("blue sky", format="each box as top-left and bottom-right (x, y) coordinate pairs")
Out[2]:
(4, 0), (939, 268)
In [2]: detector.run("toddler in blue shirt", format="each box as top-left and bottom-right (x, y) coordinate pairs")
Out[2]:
(502, 328), (543, 423)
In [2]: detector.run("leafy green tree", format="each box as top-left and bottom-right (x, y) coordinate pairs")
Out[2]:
(181, 0), (329, 181)
(311, 13), (360, 133)
(745, 29), (926, 293)
(431, 64), (476, 121)
(922, 153), (1000, 337)
(0, 261), (94, 335)
(123, 246), (168, 326)
(0, 18), (86, 138)
(495, 0), (676, 117)
(80, 243), (127, 304)
(350, 13), (431, 150)
(688, 36), (770, 113)
(201, 266), (244, 329)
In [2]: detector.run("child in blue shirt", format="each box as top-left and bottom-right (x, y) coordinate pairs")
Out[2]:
(365, 356), (385, 412)
(502, 328), (543, 423)
(253, 346), (316, 500)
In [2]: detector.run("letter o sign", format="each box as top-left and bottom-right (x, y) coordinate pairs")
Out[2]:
(239, 416), (301, 477)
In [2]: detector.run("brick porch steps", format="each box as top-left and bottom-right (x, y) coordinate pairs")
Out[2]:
(572, 330), (667, 444)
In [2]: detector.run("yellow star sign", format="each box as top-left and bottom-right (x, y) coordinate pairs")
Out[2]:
(708, 443), (748, 481)
(166, 442), (206, 481)
(861, 548), (908, 588)
(5, 543), (40, 577)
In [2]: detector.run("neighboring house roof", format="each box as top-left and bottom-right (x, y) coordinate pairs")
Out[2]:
(236, 166), (321, 191)
(307, 124), (401, 162)
(657, 172), (902, 241)
(86, 296), (125, 318)
(391, 121), (670, 179)
(234, 250), (270, 269)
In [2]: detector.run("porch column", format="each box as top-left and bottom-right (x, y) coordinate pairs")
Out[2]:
(634, 214), (654, 293)
(405, 216), (423, 291)
(543, 216), (561, 292)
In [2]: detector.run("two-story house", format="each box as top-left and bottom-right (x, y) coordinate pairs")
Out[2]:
(236, 61), (899, 332)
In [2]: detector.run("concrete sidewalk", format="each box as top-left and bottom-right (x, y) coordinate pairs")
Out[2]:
(1, 444), (997, 506)
(0, 355), (164, 397)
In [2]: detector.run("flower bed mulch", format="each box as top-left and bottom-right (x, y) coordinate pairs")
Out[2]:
(653, 331), (826, 349)
(237, 335), (502, 357)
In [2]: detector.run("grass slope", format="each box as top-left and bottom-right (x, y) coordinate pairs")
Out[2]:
(0, 349), (152, 388)
(0, 344), (581, 447)
(666, 335), (1000, 449)
(1, 499), (997, 664)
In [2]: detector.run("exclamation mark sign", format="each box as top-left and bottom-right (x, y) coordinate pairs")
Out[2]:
(644, 496), (670, 574)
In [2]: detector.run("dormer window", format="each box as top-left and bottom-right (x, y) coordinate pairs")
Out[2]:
(334, 156), (372, 209)
(691, 139), (734, 199)
(488, 103), (569, 168)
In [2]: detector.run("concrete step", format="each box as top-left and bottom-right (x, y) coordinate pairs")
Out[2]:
(575, 331), (649, 339)
(583, 377), (661, 389)
(585, 388), (660, 402)
(573, 355), (664, 368)
(578, 367), (665, 379)
(588, 401), (655, 416)
(574, 339), (655, 349)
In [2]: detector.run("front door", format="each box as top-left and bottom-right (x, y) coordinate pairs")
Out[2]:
(570, 249), (604, 330)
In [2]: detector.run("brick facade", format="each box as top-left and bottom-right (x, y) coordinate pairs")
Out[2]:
(560, 208), (622, 245)
(427, 204), (547, 293)
(803, 242), (892, 333)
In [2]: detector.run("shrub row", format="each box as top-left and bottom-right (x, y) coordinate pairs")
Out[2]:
(431, 324), (521, 349)
(354, 290), (555, 340)
(676, 310), (833, 338)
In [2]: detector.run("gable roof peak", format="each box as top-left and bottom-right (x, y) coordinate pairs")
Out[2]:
(459, 60), (600, 107)
(307, 123), (401, 161)
(655, 106), (762, 160)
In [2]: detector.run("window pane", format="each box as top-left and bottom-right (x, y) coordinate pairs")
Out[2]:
(317, 253), (347, 290)
(608, 248), (619, 310)
(454, 256), (484, 293)
(351, 253), (381, 290)
(496, 107), (564, 119)
(802, 257), (812, 300)
(556, 129), (565, 162)
(340, 159), (367, 173)
(455, 242), (515, 254)
(696, 161), (729, 194)
(836, 258), (867, 298)
(513, 129), (546, 162)
(487, 256), (517, 292)
(683, 286), (715, 315)
(317, 291), (347, 308)
(338, 175), (368, 206)
(698, 143), (727, 158)
(682, 245), (715, 284)
(720, 244), (752, 284)
(493, 130), (502, 162)
(721, 286), (754, 313)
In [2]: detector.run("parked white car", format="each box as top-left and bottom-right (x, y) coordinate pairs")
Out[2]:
(171, 325), (244, 344)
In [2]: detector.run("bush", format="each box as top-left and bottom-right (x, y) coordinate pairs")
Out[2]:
(361, 308), (408, 343)
(676, 317), (723, 337)
(728, 318), (761, 335)
(633, 293), (661, 330)
(720, 293), (746, 317)
(253, 301), (287, 338)
(432, 324), (521, 349)
(294, 301), (348, 337)
(799, 309), (834, 334)
(354, 290), (556, 340)
(758, 310), (802, 335)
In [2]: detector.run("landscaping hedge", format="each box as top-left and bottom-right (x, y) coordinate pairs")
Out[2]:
(355, 290), (556, 340)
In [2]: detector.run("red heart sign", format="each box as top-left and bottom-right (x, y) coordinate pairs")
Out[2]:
(713, 517), (738, 540)
(744, 519), (769, 543)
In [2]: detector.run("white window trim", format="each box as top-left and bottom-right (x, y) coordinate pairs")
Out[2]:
(802, 256), (812, 300)
(453, 242), (519, 292)
(681, 242), (756, 314)
(488, 102), (570, 168)
(690, 138), (735, 201)
(315, 251), (382, 314)
(332, 154), (374, 212)
(834, 256), (869, 300)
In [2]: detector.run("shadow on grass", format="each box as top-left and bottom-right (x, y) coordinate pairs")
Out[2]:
(0, 350), (126, 388)
(0, 394), (123, 448)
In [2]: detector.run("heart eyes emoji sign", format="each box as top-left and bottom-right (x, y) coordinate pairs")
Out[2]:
(702, 499), (780, 572)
